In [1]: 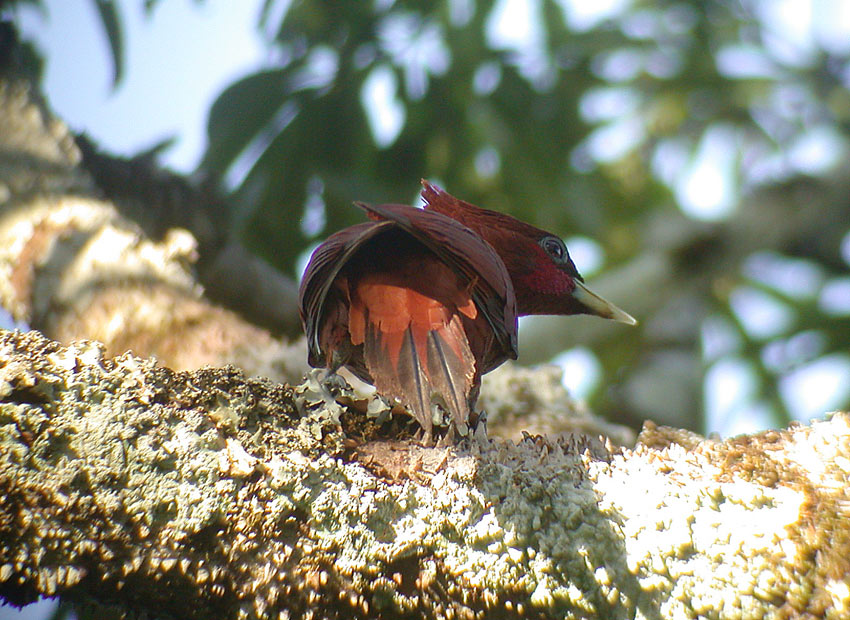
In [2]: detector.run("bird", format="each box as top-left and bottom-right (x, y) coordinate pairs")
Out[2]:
(299, 201), (518, 444)
(299, 185), (636, 445)
(420, 180), (637, 324)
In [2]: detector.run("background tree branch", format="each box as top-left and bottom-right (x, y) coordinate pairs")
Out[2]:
(0, 56), (306, 382)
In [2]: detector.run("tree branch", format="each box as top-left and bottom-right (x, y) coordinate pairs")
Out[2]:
(0, 70), (306, 381)
(2, 329), (848, 619)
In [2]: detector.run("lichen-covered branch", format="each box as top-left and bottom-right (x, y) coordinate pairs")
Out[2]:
(1, 329), (848, 619)
(0, 72), (306, 381)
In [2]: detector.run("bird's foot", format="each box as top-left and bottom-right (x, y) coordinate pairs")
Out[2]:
(305, 368), (348, 404)
(298, 368), (352, 424)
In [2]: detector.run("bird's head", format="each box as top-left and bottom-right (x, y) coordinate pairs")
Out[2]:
(421, 180), (636, 324)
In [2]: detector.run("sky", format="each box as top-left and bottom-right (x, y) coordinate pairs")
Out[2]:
(17, 0), (267, 172)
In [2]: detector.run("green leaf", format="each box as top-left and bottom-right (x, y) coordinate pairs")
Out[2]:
(200, 68), (288, 176)
(91, 0), (124, 88)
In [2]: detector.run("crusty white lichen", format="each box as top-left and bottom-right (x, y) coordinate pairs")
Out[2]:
(1, 329), (849, 619)
(600, 420), (850, 619)
(479, 362), (635, 446)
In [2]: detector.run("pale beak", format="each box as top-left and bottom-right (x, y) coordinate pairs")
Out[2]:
(572, 280), (637, 325)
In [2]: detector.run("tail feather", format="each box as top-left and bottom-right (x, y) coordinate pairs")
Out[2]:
(364, 319), (433, 441)
(353, 276), (478, 442)
(426, 321), (475, 434)
(402, 327), (431, 438)
(362, 315), (475, 443)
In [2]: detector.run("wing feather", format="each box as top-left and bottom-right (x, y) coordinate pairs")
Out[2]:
(299, 220), (394, 367)
(353, 201), (518, 368)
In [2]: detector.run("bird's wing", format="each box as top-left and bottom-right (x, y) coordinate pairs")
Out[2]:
(353, 202), (518, 363)
(298, 219), (395, 367)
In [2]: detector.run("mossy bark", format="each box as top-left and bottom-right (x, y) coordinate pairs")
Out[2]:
(2, 329), (849, 619)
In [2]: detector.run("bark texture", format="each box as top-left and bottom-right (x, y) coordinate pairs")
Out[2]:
(2, 329), (849, 619)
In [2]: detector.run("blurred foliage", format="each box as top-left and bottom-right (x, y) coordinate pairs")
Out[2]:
(13, 0), (850, 432)
(203, 0), (654, 267)
(92, 0), (124, 86)
(0, 0), (43, 78)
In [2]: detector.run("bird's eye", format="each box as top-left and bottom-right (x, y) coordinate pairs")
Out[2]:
(540, 236), (568, 263)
